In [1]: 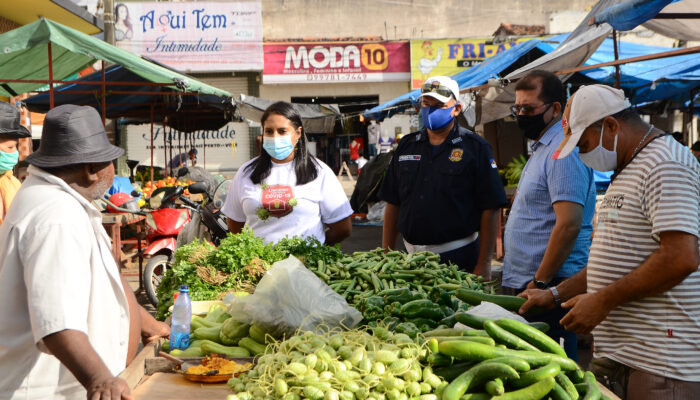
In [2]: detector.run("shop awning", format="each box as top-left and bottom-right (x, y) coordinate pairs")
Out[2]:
(641, 0), (700, 41)
(363, 39), (546, 122)
(236, 95), (340, 133)
(22, 64), (232, 132)
(0, 18), (230, 98)
(0, 0), (103, 35)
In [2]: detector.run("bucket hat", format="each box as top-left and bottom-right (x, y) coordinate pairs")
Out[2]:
(25, 105), (124, 168)
(0, 101), (31, 138)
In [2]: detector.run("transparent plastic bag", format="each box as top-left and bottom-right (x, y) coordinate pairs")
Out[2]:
(227, 255), (363, 338)
(453, 302), (529, 330)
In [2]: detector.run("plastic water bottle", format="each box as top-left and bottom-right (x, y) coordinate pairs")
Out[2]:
(170, 285), (191, 350)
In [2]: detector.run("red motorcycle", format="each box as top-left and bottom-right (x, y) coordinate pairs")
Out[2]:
(142, 186), (191, 306)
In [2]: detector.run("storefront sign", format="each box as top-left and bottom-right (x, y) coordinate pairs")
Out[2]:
(263, 41), (410, 84)
(410, 38), (536, 89)
(114, 1), (262, 72)
(125, 122), (252, 172)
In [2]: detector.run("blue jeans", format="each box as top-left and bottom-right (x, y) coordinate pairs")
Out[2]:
(503, 277), (578, 361)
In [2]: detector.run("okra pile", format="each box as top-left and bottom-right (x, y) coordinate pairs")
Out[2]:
(307, 249), (496, 335)
(424, 317), (610, 400)
(226, 327), (450, 400)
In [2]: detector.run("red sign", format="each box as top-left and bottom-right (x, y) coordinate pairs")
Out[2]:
(263, 41), (410, 84)
(261, 185), (294, 217)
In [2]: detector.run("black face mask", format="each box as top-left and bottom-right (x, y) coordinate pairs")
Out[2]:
(516, 104), (552, 141)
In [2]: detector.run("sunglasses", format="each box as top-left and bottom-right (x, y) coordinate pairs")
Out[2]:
(421, 81), (455, 100)
(510, 103), (551, 116)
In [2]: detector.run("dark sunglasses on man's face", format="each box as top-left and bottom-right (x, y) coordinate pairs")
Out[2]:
(510, 103), (551, 116)
(421, 81), (455, 99)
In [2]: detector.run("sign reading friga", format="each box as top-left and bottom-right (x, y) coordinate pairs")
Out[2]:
(263, 41), (410, 84)
(114, 1), (262, 72)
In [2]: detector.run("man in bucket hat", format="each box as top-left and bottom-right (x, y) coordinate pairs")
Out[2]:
(0, 105), (169, 399)
(519, 85), (699, 399)
(0, 101), (31, 225)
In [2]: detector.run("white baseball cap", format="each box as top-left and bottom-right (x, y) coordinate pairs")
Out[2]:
(418, 76), (460, 104)
(553, 84), (631, 160)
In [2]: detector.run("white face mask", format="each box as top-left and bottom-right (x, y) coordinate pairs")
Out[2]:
(578, 124), (618, 171)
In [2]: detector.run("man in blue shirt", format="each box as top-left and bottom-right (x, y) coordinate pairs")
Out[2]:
(503, 70), (596, 359)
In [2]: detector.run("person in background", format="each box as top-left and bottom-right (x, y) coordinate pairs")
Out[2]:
(0, 105), (169, 400)
(519, 85), (699, 399)
(223, 101), (353, 245)
(168, 148), (197, 171)
(380, 76), (506, 275)
(502, 71), (596, 360)
(692, 140), (700, 162)
(367, 120), (380, 158)
(114, 3), (133, 42)
(0, 101), (31, 225)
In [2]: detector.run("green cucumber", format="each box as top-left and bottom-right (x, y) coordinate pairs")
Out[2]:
(431, 336), (496, 346)
(437, 341), (577, 371)
(550, 382), (573, 400)
(426, 352), (454, 366)
(239, 337), (267, 356)
(455, 289), (526, 311)
(454, 312), (490, 329)
(170, 346), (203, 357)
(200, 340), (250, 358)
(248, 324), (268, 344)
(582, 372), (601, 400)
(433, 362), (476, 381)
(459, 394), (491, 400)
(193, 325), (222, 342)
(568, 368), (586, 384)
(529, 321), (550, 332)
(485, 378), (505, 396)
(491, 376), (556, 400)
(480, 356), (530, 372)
(442, 362), (520, 400)
(511, 363), (561, 389)
(556, 372), (579, 400)
(495, 318), (567, 357)
(483, 320), (540, 352)
(423, 328), (489, 337)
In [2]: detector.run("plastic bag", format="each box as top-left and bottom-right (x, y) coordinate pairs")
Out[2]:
(366, 201), (386, 222)
(227, 255), (363, 338)
(453, 301), (529, 330)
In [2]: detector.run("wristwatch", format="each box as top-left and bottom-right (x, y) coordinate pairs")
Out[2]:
(549, 286), (561, 306)
(533, 278), (549, 289)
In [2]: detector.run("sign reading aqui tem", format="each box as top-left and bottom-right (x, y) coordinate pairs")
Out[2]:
(263, 41), (410, 84)
(114, 1), (262, 72)
(125, 122), (252, 172)
(410, 37), (537, 89)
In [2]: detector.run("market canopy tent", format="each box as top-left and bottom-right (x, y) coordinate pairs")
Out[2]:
(0, 18), (230, 99)
(594, 0), (700, 41)
(22, 64), (233, 132)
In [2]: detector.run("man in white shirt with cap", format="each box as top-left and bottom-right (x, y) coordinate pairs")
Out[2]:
(519, 84), (699, 399)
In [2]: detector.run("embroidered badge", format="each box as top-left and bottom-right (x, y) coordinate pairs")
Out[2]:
(490, 158), (498, 169)
(448, 149), (463, 162)
(399, 155), (421, 162)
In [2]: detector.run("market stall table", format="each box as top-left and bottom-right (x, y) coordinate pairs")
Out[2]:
(102, 212), (145, 289)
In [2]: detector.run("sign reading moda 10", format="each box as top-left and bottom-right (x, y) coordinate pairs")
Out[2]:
(410, 37), (538, 89)
(263, 42), (410, 84)
(114, 1), (263, 72)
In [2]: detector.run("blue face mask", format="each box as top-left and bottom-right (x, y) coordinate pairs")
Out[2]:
(421, 105), (455, 131)
(263, 136), (296, 161)
(0, 150), (19, 172)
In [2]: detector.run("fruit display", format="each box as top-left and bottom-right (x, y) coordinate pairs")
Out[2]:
(136, 177), (196, 200)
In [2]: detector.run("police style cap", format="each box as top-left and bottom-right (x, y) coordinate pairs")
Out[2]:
(553, 84), (630, 160)
(418, 76), (460, 104)
(0, 101), (31, 138)
(25, 105), (124, 168)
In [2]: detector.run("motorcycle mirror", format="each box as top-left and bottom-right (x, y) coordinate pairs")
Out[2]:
(177, 167), (189, 178)
(187, 182), (209, 195)
(131, 190), (140, 198)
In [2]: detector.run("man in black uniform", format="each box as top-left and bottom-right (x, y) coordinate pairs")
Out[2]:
(379, 76), (507, 277)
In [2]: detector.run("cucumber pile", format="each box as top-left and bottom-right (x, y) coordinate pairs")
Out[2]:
(226, 328), (449, 400)
(424, 318), (609, 400)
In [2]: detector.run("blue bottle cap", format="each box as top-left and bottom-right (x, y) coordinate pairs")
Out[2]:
(179, 285), (189, 292)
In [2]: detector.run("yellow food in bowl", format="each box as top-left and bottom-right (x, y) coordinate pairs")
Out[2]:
(185, 355), (253, 375)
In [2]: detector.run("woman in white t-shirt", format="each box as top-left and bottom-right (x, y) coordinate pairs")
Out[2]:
(223, 101), (353, 244)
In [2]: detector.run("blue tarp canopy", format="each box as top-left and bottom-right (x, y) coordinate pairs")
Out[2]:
(23, 64), (232, 132)
(363, 39), (545, 121)
(593, 0), (679, 31)
(539, 36), (700, 104)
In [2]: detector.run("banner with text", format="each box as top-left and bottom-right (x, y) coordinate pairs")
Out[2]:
(410, 38), (536, 89)
(125, 122), (252, 172)
(263, 41), (410, 84)
(114, 1), (262, 72)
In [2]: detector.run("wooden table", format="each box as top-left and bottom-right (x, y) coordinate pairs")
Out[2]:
(102, 213), (146, 289)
